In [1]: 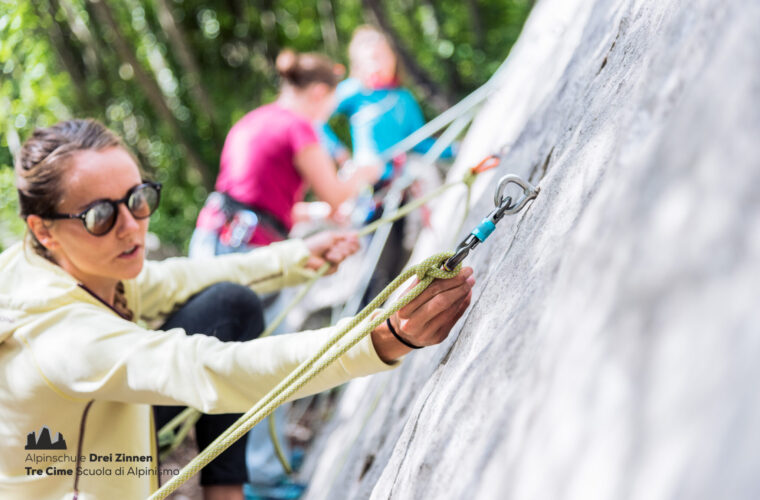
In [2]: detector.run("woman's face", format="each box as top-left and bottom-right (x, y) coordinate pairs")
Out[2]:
(40, 147), (149, 290)
(357, 39), (397, 87)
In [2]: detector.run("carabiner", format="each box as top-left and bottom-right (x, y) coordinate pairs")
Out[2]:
(443, 234), (480, 271)
(494, 174), (540, 216)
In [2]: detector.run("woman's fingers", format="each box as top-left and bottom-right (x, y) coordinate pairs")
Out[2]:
(398, 267), (473, 319)
(398, 283), (471, 342)
(424, 289), (472, 341)
(417, 276), (473, 330)
(305, 231), (360, 270)
(324, 232), (360, 264)
(395, 269), (475, 347)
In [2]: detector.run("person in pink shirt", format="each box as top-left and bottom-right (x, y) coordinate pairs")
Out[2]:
(189, 49), (380, 499)
(191, 49), (378, 254)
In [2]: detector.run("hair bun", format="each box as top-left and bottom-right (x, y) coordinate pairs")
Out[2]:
(275, 49), (340, 88)
(276, 49), (298, 79)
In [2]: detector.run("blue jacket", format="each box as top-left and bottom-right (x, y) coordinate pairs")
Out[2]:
(321, 78), (453, 180)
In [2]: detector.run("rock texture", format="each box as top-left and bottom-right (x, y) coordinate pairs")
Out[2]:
(300, 0), (760, 499)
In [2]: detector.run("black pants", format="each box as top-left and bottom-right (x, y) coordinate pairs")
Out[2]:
(154, 282), (264, 486)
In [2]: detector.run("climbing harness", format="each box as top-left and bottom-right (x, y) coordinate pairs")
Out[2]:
(150, 170), (538, 499)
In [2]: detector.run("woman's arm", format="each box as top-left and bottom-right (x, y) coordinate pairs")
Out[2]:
(293, 144), (378, 212)
(132, 232), (360, 321)
(29, 306), (394, 414)
(30, 266), (473, 413)
(131, 239), (314, 321)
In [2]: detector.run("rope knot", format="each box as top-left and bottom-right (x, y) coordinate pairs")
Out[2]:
(414, 252), (460, 281)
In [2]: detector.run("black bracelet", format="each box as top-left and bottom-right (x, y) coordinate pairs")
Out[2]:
(386, 317), (422, 349)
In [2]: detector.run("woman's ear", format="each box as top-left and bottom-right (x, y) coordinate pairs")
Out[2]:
(26, 215), (59, 252)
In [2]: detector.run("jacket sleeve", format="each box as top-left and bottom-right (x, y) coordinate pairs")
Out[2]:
(131, 239), (315, 321)
(26, 305), (397, 413)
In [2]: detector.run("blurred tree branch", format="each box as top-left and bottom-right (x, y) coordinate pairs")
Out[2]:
(420, 0), (465, 96)
(36, 0), (91, 113)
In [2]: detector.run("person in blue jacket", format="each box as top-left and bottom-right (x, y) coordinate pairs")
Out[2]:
(321, 25), (454, 182)
(319, 25), (458, 320)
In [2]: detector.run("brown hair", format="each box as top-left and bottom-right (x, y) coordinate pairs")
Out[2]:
(15, 118), (135, 320)
(275, 49), (343, 89)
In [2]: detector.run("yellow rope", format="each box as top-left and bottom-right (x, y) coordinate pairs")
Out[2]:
(149, 252), (460, 499)
(157, 407), (201, 462)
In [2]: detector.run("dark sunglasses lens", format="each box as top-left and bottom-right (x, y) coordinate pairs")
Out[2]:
(84, 202), (116, 235)
(128, 185), (159, 219)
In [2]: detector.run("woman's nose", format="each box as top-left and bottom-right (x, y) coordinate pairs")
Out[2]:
(115, 203), (141, 236)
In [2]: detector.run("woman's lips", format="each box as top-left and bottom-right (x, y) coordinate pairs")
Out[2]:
(118, 244), (141, 259)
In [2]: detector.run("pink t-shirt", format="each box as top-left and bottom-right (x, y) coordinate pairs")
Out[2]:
(214, 103), (318, 242)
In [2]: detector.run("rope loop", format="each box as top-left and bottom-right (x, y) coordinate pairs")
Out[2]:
(463, 154), (502, 187)
(470, 154), (501, 175)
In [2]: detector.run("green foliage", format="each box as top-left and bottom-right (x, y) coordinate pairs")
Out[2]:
(0, 0), (532, 252)
(0, 165), (25, 251)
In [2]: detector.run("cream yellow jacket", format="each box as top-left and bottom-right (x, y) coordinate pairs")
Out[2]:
(0, 240), (395, 499)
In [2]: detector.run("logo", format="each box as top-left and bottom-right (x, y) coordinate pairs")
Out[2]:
(25, 426), (67, 450)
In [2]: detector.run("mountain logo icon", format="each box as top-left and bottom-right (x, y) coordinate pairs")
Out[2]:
(25, 426), (67, 450)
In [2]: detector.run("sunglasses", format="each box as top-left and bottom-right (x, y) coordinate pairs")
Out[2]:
(45, 182), (162, 236)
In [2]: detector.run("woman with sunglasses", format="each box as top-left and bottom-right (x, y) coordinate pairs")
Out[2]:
(0, 119), (474, 500)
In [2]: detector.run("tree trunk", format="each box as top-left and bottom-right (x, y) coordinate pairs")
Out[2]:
(154, 0), (217, 122)
(86, 0), (214, 189)
(466, 0), (485, 50)
(420, 0), (465, 96)
(317, 0), (340, 59)
(258, 0), (279, 67)
(37, 0), (92, 113)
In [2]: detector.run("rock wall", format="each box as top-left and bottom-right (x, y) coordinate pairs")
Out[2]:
(300, 0), (760, 499)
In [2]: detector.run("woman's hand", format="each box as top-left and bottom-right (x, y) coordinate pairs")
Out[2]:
(303, 231), (360, 274)
(371, 267), (475, 363)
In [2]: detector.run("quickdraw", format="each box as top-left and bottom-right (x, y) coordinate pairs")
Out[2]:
(444, 174), (539, 271)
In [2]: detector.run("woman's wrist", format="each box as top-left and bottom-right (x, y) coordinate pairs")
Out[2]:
(370, 315), (414, 363)
(385, 317), (422, 349)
